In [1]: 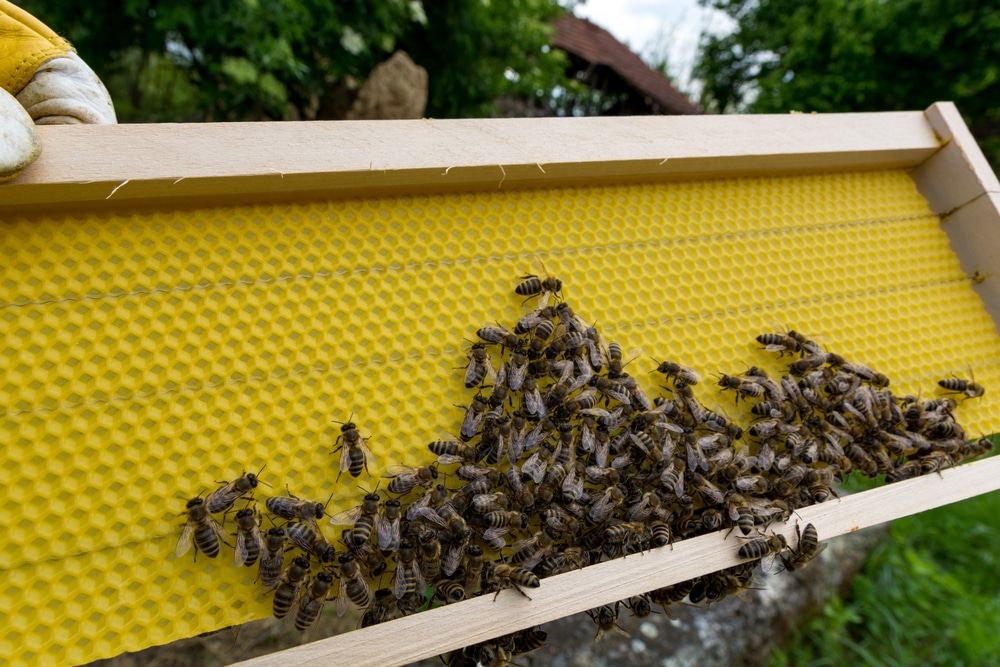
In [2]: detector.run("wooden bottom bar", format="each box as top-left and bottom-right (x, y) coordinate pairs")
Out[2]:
(230, 454), (1000, 667)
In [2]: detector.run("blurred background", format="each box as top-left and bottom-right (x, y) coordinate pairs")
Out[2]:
(12, 0), (1000, 169)
(15, 1), (998, 664)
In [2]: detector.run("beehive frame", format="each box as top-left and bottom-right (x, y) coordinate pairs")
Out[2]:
(3, 102), (1000, 667)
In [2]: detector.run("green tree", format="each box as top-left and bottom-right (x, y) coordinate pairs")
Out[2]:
(14, 0), (571, 121)
(693, 0), (1000, 163)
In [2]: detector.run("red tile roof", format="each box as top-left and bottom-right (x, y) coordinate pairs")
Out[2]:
(552, 14), (702, 115)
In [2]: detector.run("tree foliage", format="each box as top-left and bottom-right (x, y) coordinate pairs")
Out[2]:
(14, 0), (570, 121)
(693, 0), (1000, 161)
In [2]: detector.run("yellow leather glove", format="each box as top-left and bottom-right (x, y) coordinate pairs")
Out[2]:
(1, 0), (116, 182)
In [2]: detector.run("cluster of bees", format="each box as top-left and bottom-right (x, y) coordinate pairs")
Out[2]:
(176, 267), (992, 665)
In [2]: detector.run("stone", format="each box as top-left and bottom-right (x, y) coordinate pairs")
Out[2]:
(345, 51), (428, 121)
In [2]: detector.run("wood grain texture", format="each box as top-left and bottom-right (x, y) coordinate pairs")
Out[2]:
(2, 111), (942, 212)
(912, 102), (1000, 330)
(230, 455), (1000, 667)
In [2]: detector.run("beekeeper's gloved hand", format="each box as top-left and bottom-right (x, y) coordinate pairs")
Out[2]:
(1, 0), (116, 182)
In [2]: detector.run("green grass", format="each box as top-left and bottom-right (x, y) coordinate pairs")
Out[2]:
(771, 452), (1000, 667)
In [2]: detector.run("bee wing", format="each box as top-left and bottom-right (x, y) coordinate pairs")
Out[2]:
(393, 565), (409, 600)
(339, 439), (352, 473)
(761, 552), (779, 573)
(562, 467), (584, 501)
(375, 515), (400, 552)
(622, 348), (643, 368)
(580, 422), (595, 453)
(384, 465), (418, 477)
(208, 513), (228, 543)
(522, 451), (547, 484)
(409, 505), (448, 529)
(329, 505), (363, 526)
(595, 435), (611, 468)
(483, 526), (509, 546)
(523, 387), (546, 418)
(686, 441), (705, 472)
(337, 575), (350, 617)
(508, 360), (527, 391)
(698, 479), (725, 505)
(628, 432), (651, 455)
(235, 530), (248, 566)
(204, 484), (232, 514)
(176, 520), (194, 557)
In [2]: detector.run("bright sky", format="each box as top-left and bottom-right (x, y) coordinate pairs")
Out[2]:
(572, 0), (736, 91)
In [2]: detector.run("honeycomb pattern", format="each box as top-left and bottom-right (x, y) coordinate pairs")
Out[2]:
(1, 170), (999, 667)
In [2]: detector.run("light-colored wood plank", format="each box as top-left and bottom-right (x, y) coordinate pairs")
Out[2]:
(913, 102), (1000, 331)
(230, 455), (1000, 667)
(2, 111), (941, 213)
(914, 102), (1000, 214)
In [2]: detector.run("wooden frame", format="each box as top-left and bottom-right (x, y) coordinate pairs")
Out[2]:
(6, 102), (1000, 666)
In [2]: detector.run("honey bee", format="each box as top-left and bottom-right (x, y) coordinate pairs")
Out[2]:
(285, 520), (336, 563)
(841, 362), (889, 388)
(394, 539), (425, 600)
(434, 579), (467, 604)
(588, 485), (625, 523)
(506, 465), (535, 511)
(205, 465), (265, 514)
(176, 497), (227, 559)
(463, 545), (485, 598)
(375, 498), (402, 553)
(271, 556), (310, 618)
(514, 259), (563, 308)
(507, 344), (529, 391)
(418, 531), (443, 583)
(384, 464), (438, 495)
(780, 522), (826, 572)
(428, 436), (480, 465)
(441, 508), (472, 577)
(716, 374), (765, 402)
(938, 375), (985, 399)
(266, 492), (328, 525)
(539, 506), (582, 536)
(527, 319), (558, 360)
(464, 342), (496, 388)
(649, 520), (672, 548)
(294, 571), (334, 630)
(477, 324), (521, 349)
(788, 353), (841, 377)
(489, 563), (541, 601)
(329, 491), (380, 549)
(625, 594), (654, 619)
(515, 305), (557, 336)
(587, 603), (631, 642)
(337, 553), (374, 616)
(584, 325), (605, 371)
(702, 410), (744, 440)
(605, 342), (641, 378)
(653, 360), (702, 386)
(737, 533), (787, 571)
(332, 418), (373, 480)
(588, 375), (632, 405)
(756, 332), (805, 356)
(520, 377), (546, 418)
(479, 412), (511, 465)
(258, 527), (287, 587)
(233, 507), (263, 567)
(602, 521), (650, 556)
(460, 392), (489, 441)
(360, 588), (399, 628)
